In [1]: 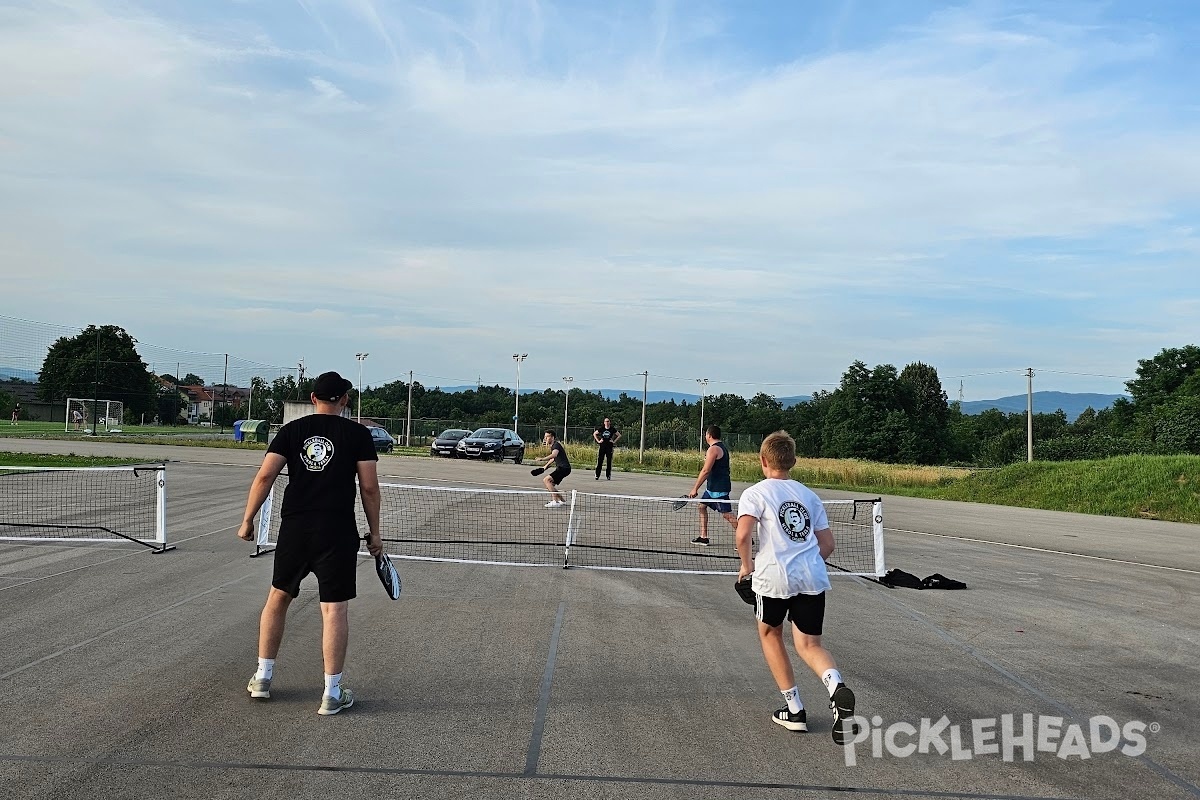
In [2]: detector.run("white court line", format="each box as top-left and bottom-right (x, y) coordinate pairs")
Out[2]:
(0, 524), (242, 593)
(0, 572), (256, 681)
(889, 526), (1200, 575)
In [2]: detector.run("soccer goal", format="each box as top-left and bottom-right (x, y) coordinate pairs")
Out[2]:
(66, 398), (125, 433)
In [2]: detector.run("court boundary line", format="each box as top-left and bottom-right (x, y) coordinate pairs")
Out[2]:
(0, 753), (1079, 799)
(525, 600), (566, 776)
(0, 573), (256, 681)
(888, 527), (1200, 575)
(0, 524), (242, 594)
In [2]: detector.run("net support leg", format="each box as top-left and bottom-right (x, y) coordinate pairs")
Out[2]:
(251, 485), (277, 559)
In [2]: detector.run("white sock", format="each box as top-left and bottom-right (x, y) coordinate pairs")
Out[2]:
(255, 658), (274, 680)
(821, 669), (844, 695)
(324, 672), (342, 698)
(781, 686), (803, 714)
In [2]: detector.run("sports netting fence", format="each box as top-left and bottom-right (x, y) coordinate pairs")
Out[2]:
(255, 476), (884, 576)
(0, 464), (172, 552)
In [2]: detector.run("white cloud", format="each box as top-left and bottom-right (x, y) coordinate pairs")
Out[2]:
(1, 0), (1197, 396)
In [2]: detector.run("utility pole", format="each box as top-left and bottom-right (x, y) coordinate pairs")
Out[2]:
(695, 378), (709, 453)
(1026, 368), (1035, 463)
(639, 371), (648, 463)
(405, 370), (413, 446)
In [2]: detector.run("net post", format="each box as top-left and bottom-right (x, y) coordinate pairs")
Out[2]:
(563, 490), (578, 568)
(153, 465), (168, 546)
(872, 499), (885, 577)
(252, 483), (276, 558)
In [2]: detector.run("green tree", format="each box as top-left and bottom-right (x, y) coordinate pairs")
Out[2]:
(37, 325), (155, 420)
(1126, 345), (1200, 409)
(182, 373), (204, 386)
(897, 362), (951, 464)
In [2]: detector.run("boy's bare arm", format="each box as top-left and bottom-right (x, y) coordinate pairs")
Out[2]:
(735, 515), (756, 578)
(815, 527), (835, 560)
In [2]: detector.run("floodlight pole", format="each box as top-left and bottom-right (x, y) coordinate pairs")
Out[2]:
(405, 370), (413, 446)
(355, 352), (369, 422)
(513, 353), (527, 436)
(562, 376), (574, 441)
(696, 378), (709, 453)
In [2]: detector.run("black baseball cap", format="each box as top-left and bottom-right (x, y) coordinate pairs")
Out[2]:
(312, 371), (353, 401)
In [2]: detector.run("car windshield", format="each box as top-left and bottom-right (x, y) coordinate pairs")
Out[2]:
(440, 429), (471, 438)
(472, 429), (506, 440)
(370, 428), (389, 438)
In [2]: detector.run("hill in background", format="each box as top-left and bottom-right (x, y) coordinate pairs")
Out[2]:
(958, 392), (1127, 421)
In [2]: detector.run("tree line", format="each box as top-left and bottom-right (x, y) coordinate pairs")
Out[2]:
(21, 325), (1200, 466)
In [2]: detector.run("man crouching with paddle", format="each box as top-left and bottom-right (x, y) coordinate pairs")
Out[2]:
(237, 371), (383, 716)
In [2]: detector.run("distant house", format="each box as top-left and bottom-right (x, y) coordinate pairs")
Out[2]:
(180, 385), (215, 423)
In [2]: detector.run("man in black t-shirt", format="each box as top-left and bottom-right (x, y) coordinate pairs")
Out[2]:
(237, 371), (382, 716)
(534, 429), (571, 508)
(592, 417), (620, 480)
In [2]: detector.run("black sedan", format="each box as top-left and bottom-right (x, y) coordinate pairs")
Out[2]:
(367, 426), (395, 453)
(455, 428), (525, 463)
(430, 428), (472, 458)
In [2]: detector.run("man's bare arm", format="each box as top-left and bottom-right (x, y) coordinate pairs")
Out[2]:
(358, 460), (383, 557)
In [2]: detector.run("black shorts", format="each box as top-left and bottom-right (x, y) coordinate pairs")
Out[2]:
(273, 515), (360, 603)
(549, 466), (571, 485)
(756, 591), (826, 636)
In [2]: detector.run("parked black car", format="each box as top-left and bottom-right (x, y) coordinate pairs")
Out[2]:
(455, 428), (525, 463)
(430, 428), (472, 458)
(367, 426), (395, 453)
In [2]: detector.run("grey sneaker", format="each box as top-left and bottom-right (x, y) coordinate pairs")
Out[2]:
(247, 676), (271, 699)
(318, 687), (355, 716)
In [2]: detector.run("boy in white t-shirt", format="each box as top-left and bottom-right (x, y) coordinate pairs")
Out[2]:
(735, 430), (858, 744)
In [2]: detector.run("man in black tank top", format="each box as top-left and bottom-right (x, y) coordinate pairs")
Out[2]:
(686, 424), (737, 546)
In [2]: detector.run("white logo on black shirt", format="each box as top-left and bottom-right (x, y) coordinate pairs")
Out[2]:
(300, 436), (335, 472)
(778, 501), (811, 542)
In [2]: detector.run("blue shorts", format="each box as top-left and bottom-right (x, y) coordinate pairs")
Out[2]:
(701, 490), (731, 514)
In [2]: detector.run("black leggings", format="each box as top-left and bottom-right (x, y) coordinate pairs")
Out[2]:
(595, 444), (614, 477)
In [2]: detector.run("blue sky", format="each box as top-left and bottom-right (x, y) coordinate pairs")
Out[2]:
(2, 0), (1199, 400)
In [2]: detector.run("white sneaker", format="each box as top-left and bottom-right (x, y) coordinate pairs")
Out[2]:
(544, 501), (563, 508)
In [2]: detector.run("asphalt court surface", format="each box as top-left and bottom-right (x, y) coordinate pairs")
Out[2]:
(1, 440), (1198, 799)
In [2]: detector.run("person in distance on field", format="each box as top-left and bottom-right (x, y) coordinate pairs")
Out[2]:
(736, 430), (857, 744)
(237, 371), (382, 716)
(593, 417), (621, 480)
(686, 424), (737, 546)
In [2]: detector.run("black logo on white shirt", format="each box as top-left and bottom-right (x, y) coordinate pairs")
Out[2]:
(778, 501), (811, 542)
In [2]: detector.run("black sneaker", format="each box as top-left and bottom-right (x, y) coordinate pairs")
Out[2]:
(595, 475), (600, 480)
(830, 684), (857, 745)
(773, 707), (808, 732)
(691, 536), (710, 546)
